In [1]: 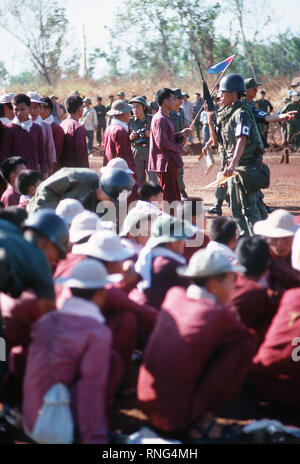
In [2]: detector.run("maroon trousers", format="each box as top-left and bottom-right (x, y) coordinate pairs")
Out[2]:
(157, 159), (180, 203)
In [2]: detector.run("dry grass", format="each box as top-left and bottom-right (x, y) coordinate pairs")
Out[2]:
(0, 73), (292, 110)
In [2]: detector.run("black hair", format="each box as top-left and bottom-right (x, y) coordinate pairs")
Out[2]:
(149, 101), (159, 112)
(0, 104), (4, 118)
(1, 156), (26, 183)
(3, 103), (13, 111)
(41, 96), (54, 112)
(12, 94), (31, 107)
(65, 94), (83, 114)
(70, 287), (100, 301)
(0, 206), (27, 230)
(97, 96), (102, 101)
(208, 217), (237, 245)
(183, 197), (204, 218)
(16, 169), (43, 195)
(138, 182), (163, 201)
(235, 236), (270, 277)
(155, 88), (174, 107)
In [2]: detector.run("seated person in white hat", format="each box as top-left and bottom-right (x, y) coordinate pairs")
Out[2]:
(55, 230), (157, 369)
(253, 209), (300, 291)
(252, 231), (300, 406)
(130, 215), (196, 310)
(137, 248), (256, 441)
(129, 181), (164, 217)
(230, 237), (281, 350)
(23, 259), (122, 444)
(103, 99), (137, 176)
(120, 210), (160, 259)
(55, 198), (85, 227)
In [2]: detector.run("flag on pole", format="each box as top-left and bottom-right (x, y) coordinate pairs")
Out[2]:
(208, 54), (236, 74)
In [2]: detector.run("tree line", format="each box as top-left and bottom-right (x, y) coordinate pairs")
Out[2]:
(0, 0), (299, 86)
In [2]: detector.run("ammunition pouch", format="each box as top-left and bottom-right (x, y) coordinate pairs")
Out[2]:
(235, 159), (270, 193)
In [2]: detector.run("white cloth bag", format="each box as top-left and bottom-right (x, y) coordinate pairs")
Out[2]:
(30, 383), (74, 444)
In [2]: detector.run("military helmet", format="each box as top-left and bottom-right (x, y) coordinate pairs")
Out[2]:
(219, 73), (246, 93)
(23, 209), (69, 256)
(100, 168), (135, 201)
(128, 96), (148, 112)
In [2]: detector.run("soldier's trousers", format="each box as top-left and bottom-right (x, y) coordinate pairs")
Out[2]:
(178, 167), (185, 191)
(228, 177), (262, 236)
(133, 146), (158, 185)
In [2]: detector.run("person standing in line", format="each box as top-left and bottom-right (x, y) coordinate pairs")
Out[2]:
(193, 92), (204, 142)
(80, 98), (98, 156)
(148, 88), (191, 204)
(181, 92), (194, 143)
(94, 97), (107, 147)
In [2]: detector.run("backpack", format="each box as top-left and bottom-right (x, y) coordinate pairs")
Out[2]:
(29, 383), (74, 444)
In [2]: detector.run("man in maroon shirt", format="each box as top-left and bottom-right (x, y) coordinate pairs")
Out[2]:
(103, 99), (136, 175)
(137, 247), (255, 440)
(0, 94), (48, 175)
(148, 88), (191, 204)
(0, 156), (26, 207)
(40, 96), (65, 169)
(60, 94), (89, 168)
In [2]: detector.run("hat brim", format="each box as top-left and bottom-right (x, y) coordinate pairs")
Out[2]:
(147, 228), (197, 250)
(55, 273), (123, 288)
(70, 229), (96, 244)
(253, 221), (298, 238)
(100, 165), (134, 175)
(72, 242), (135, 262)
(177, 262), (246, 278)
(106, 107), (132, 116)
(30, 99), (42, 104)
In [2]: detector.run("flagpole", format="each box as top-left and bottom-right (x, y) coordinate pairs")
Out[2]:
(189, 53), (238, 129)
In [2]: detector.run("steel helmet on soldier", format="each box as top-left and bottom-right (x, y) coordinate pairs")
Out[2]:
(23, 209), (69, 256)
(99, 168), (135, 201)
(219, 73), (246, 93)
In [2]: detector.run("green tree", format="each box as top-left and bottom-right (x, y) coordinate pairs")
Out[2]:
(0, 0), (68, 85)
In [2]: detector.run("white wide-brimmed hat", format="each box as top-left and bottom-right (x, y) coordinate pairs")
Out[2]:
(69, 211), (106, 244)
(120, 209), (160, 237)
(55, 258), (122, 288)
(100, 157), (134, 175)
(27, 91), (42, 104)
(177, 248), (245, 279)
(146, 215), (198, 249)
(253, 209), (299, 238)
(0, 93), (14, 104)
(72, 230), (135, 262)
(55, 199), (85, 226)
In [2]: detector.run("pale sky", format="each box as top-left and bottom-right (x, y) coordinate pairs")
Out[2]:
(0, 0), (299, 78)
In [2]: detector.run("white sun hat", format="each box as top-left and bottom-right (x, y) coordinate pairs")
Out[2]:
(55, 199), (85, 226)
(27, 91), (42, 104)
(177, 248), (245, 279)
(120, 209), (160, 237)
(100, 157), (134, 175)
(72, 229), (135, 262)
(253, 209), (299, 238)
(69, 211), (106, 244)
(0, 93), (14, 104)
(55, 258), (122, 288)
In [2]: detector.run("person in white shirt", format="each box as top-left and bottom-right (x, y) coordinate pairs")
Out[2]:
(80, 98), (98, 155)
(207, 216), (239, 265)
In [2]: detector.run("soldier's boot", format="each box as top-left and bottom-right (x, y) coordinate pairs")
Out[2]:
(180, 189), (189, 201)
(205, 199), (223, 216)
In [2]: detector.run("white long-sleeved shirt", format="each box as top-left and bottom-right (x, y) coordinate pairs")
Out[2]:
(80, 107), (98, 131)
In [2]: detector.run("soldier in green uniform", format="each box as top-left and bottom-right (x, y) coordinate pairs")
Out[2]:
(280, 92), (300, 148)
(169, 88), (189, 200)
(256, 90), (273, 147)
(128, 96), (158, 185)
(216, 73), (265, 236)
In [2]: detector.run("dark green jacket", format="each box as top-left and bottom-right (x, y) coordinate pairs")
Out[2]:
(0, 220), (54, 299)
(27, 168), (100, 214)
